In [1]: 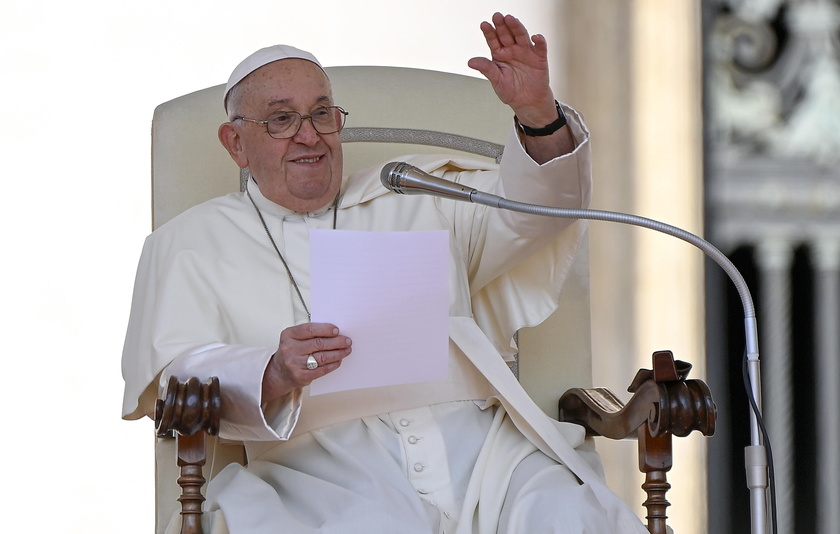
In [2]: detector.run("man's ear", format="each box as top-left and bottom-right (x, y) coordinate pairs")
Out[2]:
(218, 122), (249, 168)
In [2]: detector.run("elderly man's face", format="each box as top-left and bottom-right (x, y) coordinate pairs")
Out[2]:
(220, 59), (343, 213)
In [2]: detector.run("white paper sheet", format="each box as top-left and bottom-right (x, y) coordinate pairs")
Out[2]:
(308, 229), (450, 396)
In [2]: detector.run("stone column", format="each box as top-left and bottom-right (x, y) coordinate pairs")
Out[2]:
(755, 239), (795, 534)
(812, 239), (840, 534)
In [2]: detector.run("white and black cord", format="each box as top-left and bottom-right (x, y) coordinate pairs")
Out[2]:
(743, 348), (778, 534)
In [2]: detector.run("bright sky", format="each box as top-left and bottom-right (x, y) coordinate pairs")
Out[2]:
(0, 2), (557, 532)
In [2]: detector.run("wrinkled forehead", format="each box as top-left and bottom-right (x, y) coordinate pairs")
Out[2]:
(223, 44), (325, 111)
(231, 59), (333, 114)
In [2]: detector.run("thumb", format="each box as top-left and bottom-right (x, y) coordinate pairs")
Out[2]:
(467, 57), (500, 84)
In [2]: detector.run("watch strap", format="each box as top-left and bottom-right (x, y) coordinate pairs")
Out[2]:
(516, 100), (567, 136)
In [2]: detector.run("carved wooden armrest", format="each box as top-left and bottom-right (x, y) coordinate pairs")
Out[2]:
(155, 376), (221, 534)
(558, 350), (716, 534)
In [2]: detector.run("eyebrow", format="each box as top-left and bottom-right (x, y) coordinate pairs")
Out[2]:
(265, 95), (332, 109)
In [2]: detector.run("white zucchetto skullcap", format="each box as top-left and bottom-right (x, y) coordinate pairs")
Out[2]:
(223, 45), (324, 111)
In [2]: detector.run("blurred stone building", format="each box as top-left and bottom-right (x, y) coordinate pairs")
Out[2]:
(556, 1), (839, 532)
(704, 1), (840, 533)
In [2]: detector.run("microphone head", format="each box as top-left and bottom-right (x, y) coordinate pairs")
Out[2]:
(379, 161), (477, 201)
(380, 161), (406, 192)
(379, 161), (412, 194)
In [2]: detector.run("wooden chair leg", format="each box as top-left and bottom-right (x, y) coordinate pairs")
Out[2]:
(177, 431), (207, 534)
(156, 376), (221, 534)
(638, 426), (672, 534)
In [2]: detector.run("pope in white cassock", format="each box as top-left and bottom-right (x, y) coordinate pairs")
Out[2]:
(121, 12), (649, 534)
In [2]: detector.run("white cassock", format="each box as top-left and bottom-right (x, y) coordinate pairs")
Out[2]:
(122, 105), (648, 534)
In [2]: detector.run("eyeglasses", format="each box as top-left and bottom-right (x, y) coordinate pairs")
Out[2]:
(233, 105), (349, 139)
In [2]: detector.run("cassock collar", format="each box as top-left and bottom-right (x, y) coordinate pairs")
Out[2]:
(245, 177), (337, 221)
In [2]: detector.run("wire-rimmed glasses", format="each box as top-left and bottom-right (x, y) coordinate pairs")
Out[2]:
(233, 105), (349, 139)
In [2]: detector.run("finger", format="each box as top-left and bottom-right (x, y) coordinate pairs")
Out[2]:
(273, 342), (350, 383)
(305, 343), (352, 371)
(493, 13), (517, 47)
(304, 332), (352, 355)
(301, 357), (343, 382)
(467, 56), (498, 81)
(300, 322), (341, 339)
(530, 33), (548, 58)
(503, 14), (532, 47)
(283, 322), (340, 342)
(276, 324), (347, 370)
(478, 20), (500, 51)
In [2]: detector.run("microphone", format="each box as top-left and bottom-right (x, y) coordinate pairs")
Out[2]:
(380, 161), (480, 202)
(380, 160), (771, 533)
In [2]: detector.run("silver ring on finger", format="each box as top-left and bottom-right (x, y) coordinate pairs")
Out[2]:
(306, 355), (319, 370)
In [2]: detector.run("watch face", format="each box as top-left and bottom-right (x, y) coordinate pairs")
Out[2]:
(556, 104), (567, 124)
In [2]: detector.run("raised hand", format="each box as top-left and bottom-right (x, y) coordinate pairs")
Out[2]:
(467, 12), (556, 127)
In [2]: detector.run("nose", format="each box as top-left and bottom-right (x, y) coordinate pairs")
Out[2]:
(292, 116), (320, 145)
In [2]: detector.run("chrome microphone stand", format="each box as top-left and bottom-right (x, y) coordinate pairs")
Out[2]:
(380, 161), (773, 532)
(466, 190), (772, 534)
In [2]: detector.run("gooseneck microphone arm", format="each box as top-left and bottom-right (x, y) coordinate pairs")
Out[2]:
(381, 161), (772, 534)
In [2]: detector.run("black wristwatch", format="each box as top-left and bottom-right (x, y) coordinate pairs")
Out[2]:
(515, 100), (567, 136)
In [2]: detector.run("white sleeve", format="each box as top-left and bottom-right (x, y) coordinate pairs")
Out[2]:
(162, 343), (302, 441)
(498, 103), (592, 217)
